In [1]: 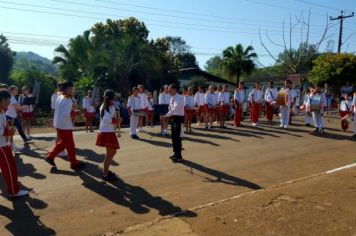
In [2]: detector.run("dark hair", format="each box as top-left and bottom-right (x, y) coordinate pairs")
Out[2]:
(159, 86), (165, 93)
(60, 81), (74, 92)
(100, 89), (115, 118)
(0, 90), (11, 102)
(169, 84), (178, 90)
(22, 86), (30, 92)
(285, 79), (292, 84)
(9, 85), (18, 92)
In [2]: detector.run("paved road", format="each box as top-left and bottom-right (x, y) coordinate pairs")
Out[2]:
(1, 116), (355, 235)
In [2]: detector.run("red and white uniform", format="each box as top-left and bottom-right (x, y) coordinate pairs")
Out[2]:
(205, 92), (218, 113)
(194, 92), (206, 115)
(233, 88), (245, 126)
(51, 92), (60, 111)
(340, 99), (352, 131)
(218, 92), (231, 114)
(138, 92), (149, 110)
(184, 95), (195, 120)
(82, 96), (96, 119)
(248, 89), (263, 123)
(19, 94), (34, 121)
(0, 111), (20, 195)
(352, 94), (356, 135)
(264, 88), (278, 121)
(47, 95), (80, 168)
(96, 105), (120, 149)
(147, 98), (154, 121)
(6, 96), (18, 119)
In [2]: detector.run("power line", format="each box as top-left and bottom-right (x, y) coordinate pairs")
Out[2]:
(294, 0), (343, 12)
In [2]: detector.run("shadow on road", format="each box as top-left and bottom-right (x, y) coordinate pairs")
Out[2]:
(76, 148), (119, 166)
(180, 159), (262, 190)
(0, 189), (56, 235)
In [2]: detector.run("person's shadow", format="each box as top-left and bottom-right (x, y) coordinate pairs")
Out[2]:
(76, 148), (119, 166)
(52, 162), (197, 217)
(0, 194), (55, 235)
(180, 159), (262, 190)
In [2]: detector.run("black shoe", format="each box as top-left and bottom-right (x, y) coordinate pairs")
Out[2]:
(44, 158), (56, 167)
(131, 135), (140, 140)
(71, 162), (86, 170)
(305, 124), (311, 127)
(352, 134), (356, 138)
(312, 128), (319, 133)
(172, 156), (183, 163)
(169, 154), (176, 160)
(102, 171), (118, 181)
(319, 128), (325, 134)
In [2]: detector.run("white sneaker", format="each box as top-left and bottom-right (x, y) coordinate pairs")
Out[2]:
(196, 122), (200, 126)
(58, 151), (67, 157)
(9, 189), (29, 198)
(252, 123), (257, 127)
(283, 125), (288, 129)
(163, 129), (170, 135)
(279, 124), (284, 128)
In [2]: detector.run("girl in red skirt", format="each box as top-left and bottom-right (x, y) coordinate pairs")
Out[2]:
(184, 87), (195, 133)
(96, 90), (120, 181)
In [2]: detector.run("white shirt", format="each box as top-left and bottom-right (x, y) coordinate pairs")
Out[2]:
(127, 95), (141, 111)
(306, 92), (326, 111)
(184, 95), (195, 109)
(264, 88), (278, 102)
(99, 105), (116, 132)
(158, 93), (171, 105)
(194, 92), (206, 106)
(218, 92), (231, 105)
(205, 93), (218, 107)
(51, 92), (59, 110)
(82, 96), (96, 113)
(6, 96), (18, 118)
(166, 94), (184, 117)
(340, 100), (352, 112)
(233, 89), (245, 104)
(19, 94), (34, 113)
(147, 98), (154, 111)
(0, 112), (9, 147)
(53, 95), (73, 130)
(138, 92), (149, 109)
(248, 89), (263, 103)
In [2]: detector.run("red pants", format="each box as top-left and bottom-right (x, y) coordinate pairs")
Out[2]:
(47, 129), (79, 167)
(0, 146), (20, 195)
(340, 111), (349, 131)
(234, 106), (243, 125)
(265, 102), (274, 121)
(250, 103), (262, 123)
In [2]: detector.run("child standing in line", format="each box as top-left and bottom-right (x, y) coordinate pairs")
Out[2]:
(96, 90), (120, 181)
(339, 93), (352, 132)
(0, 90), (28, 198)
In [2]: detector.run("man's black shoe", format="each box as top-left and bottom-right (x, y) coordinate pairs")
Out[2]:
(44, 158), (56, 167)
(131, 135), (140, 140)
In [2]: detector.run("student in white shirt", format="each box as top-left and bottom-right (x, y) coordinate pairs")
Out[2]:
(233, 81), (245, 127)
(158, 85), (171, 135)
(137, 84), (148, 132)
(0, 90), (29, 198)
(163, 84), (184, 162)
(279, 80), (293, 129)
(127, 87), (142, 140)
(205, 85), (218, 129)
(306, 84), (327, 134)
(339, 93), (352, 131)
(301, 89), (313, 126)
(184, 87), (195, 133)
(264, 81), (278, 122)
(248, 82), (264, 126)
(218, 85), (230, 128)
(82, 90), (96, 133)
(45, 81), (85, 170)
(146, 93), (154, 128)
(18, 86), (34, 138)
(194, 86), (206, 125)
(96, 89), (120, 181)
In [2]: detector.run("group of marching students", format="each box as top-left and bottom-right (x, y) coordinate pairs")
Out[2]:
(1, 78), (356, 200)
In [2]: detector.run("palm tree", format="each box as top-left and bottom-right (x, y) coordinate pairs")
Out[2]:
(222, 44), (257, 86)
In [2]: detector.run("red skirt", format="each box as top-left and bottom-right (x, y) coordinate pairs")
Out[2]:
(96, 132), (120, 149)
(185, 108), (195, 120)
(85, 112), (96, 119)
(220, 104), (230, 114)
(22, 112), (34, 121)
(205, 105), (217, 114)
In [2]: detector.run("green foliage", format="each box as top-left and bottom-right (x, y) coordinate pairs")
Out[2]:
(221, 44), (257, 85)
(204, 56), (225, 79)
(309, 53), (356, 88)
(0, 35), (14, 84)
(187, 77), (208, 89)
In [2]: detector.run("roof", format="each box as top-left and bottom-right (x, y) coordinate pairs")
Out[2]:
(179, 67), (235, 85)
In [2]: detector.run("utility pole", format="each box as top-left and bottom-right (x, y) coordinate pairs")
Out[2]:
(330, 11), (354, 53)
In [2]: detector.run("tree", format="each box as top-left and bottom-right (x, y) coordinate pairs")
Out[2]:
(204, 56), (225, 78)
(309, 53), (356, 89)
(221, 44), (257, 86)
(0, 35), (14, 84)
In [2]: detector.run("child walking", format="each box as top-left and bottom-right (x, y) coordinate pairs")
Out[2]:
(96, 90), (120, 181)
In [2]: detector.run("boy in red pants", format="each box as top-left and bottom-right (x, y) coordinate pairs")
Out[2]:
(45, 81), (85, 170)
(0, 90), (28, 198)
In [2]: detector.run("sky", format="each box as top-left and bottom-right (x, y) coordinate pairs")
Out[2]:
(1, 0), (356, 68)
